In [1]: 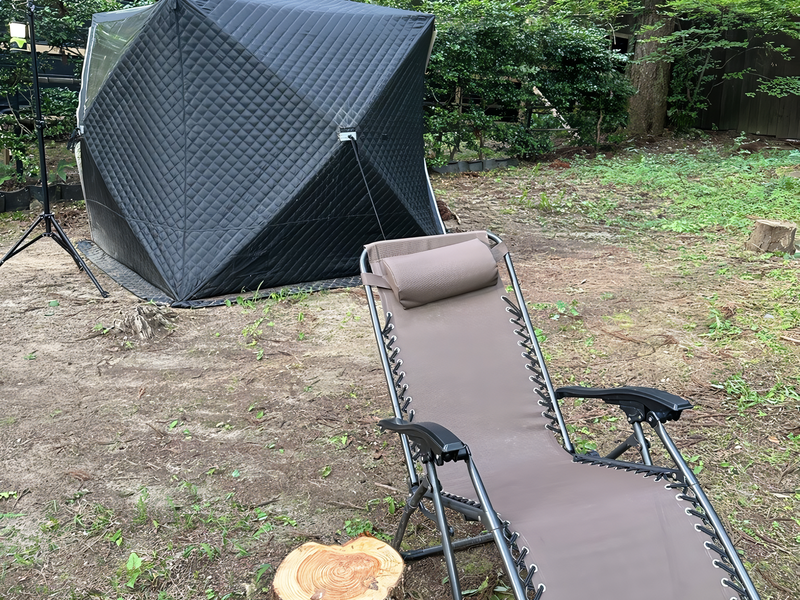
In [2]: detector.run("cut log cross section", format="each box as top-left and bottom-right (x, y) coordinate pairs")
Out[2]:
(270, 537), (404, 600)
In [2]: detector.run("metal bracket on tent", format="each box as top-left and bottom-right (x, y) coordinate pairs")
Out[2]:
(338, 128), (357, 142)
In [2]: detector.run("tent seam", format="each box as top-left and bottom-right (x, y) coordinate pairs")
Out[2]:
(177, 0), (189, 293)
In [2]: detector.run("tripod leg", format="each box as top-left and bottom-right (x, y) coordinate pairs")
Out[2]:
(48, 216), (109, 298)
(0, 215), (45, 266)
(47, 227), (84, 271)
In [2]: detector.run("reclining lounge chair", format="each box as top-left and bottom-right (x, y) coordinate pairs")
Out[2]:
(360, 231), (760, 600)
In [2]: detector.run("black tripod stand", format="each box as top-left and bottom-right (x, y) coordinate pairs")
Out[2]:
(0, 1), (108, 297)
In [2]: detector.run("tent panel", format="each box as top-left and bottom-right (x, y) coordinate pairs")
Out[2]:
(358, 20), (439, 235)
(191, 143), (426, 299)
(192, 213), (424, 300)
(179, 6), (334, 223)
(83, 0), (191, 289)
(78, 4), (156, 125)
(194, 0), (434, 125)
(177, 1), (342, 297)
(80, 141), (174, 297)
(80, 0), (441, 303)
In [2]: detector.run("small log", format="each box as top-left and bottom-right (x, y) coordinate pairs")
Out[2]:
(270, 537), (404, 600)
(745, 219), (797, 254)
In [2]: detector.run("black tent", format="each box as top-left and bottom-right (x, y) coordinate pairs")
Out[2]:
(76, 0), (443, 306)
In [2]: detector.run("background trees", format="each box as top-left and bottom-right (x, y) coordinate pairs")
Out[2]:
(550, 0), (800, 135)
(2, 0), (799, 176)
(1, 0), (131, 178)
(377, 0), (634, 164)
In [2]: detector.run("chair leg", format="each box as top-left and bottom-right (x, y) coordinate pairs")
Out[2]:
(605, 433), (640, 460)
(392, 479), (429, 551)
(466, 457), (528, 600)
(425, 461), (462, 600)
(632, 421), (653, 465)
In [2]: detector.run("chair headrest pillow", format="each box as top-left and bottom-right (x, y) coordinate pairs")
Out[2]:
(381, 238), (499, 309)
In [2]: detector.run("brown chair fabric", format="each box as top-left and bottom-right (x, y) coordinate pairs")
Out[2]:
(381, 238), (499, 308)
(365, 231), (733, 600)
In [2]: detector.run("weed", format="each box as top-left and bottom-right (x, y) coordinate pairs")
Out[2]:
(106, 529), (123, 546)
(255, 563), (272, 587)
(343, 518), (390, 541)
(568, 148), (800, 233)
(720, 375), (799, 415)
(552, 300), (580, 319)
(704, 306), (741, 339)
(329, 434), (348, 449)
(125, 551), (143, 588)
(242, 318), (263, 339)
(134, 488), (149, 525)
(54, 159), (75, 183)
(683, 453), (705, 475)
(380, 496), (402, 515)
(0, 512), (25, 520)
(340, 310), (361, 326)
(566, 424), (597, 454)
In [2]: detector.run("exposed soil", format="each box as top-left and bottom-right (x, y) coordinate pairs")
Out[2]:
(1, 136), (798, 599)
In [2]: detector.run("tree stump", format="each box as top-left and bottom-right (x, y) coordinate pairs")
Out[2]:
(270, 537), (404, 600)
(745, 219), (797, 254)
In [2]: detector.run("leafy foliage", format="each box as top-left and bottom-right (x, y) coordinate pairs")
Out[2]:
(652, 1), (800, 130)
(530, 17), (634, 143)
(417, 0), (545, 162)
(0, 0), (150, 179)
(549, 0), (800, 131)
(366, 1), (634, 161)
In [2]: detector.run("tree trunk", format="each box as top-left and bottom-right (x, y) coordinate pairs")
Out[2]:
(270, 537), (404, 600)
(627, 0), (674, 136)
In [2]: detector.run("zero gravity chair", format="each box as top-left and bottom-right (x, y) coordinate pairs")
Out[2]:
(359, 231), (760, 600)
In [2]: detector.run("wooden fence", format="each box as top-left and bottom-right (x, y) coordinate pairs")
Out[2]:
(697, 31), (800, 139)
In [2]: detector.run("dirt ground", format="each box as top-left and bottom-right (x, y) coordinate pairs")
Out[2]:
(1, 140), (799, 599)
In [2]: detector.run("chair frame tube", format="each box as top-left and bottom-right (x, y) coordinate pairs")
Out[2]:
(465, 452), (529, 600)
(652, 418), (761, 600)
(487, 232), (574, 453)
(361, 250), (419, 488)
(632, 421), (653, 465)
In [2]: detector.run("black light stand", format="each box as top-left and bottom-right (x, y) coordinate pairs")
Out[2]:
(0, 1), (108, 297)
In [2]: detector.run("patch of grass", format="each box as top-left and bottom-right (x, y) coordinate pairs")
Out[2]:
(720, 374), (800, 415)
(564, 148), (800, 233)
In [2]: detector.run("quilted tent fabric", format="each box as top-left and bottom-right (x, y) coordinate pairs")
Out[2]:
(78, 0), (442, 304)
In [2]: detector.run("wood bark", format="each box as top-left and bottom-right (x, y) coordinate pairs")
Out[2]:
(627, 0), (674, 136)
(745, 219), (797, 254)
(270, 537), (404, 600)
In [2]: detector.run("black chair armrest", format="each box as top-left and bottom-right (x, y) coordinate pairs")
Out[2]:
(379, 417), (468, 465)
(554, 386), (692, 424)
